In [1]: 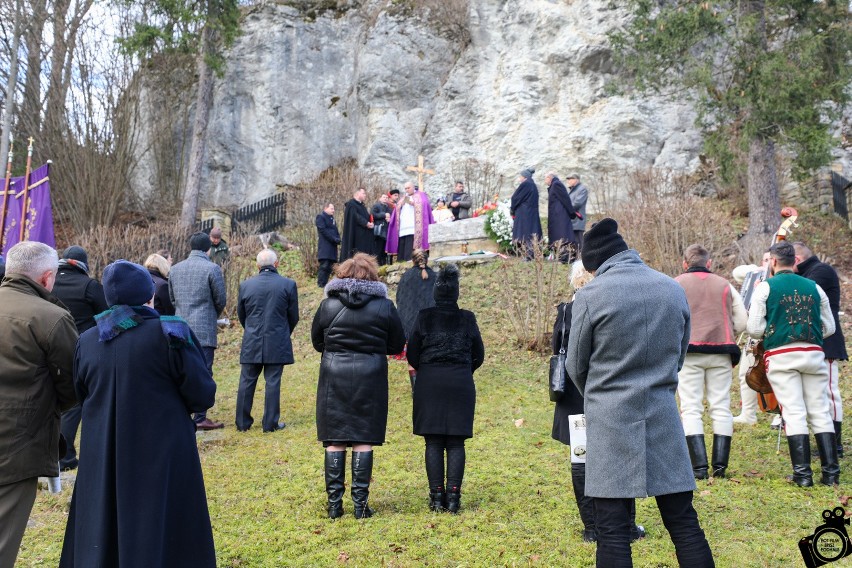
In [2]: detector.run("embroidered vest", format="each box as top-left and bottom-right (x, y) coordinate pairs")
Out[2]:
(675, 271), (737, 353)
(764, 272), (822, 350)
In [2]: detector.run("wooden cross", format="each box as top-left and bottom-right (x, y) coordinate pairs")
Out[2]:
(406, 155), (434, 191)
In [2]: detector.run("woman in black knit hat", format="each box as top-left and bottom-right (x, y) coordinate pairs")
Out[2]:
(407, 263), (485, 513)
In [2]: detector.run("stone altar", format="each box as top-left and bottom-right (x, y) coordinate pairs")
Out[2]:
(428, 217), (499, 258)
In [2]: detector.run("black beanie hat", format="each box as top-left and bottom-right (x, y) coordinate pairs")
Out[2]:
(62, 245), (88, 265)
(102, 260), (155, 306)
(434, 263), (460, 304)
(581, 218), (629, 272)
(190, 231), (212, 252)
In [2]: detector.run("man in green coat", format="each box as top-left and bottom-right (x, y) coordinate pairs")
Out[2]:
(0, 241), (78, 567)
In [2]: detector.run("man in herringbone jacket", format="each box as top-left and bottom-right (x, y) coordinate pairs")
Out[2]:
(169, 232), (227, 430)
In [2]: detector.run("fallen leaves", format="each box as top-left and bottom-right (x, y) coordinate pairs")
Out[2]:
(514, 418), (525, 428)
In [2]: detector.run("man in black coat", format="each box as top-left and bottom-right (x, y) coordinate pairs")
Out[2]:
(544, 173), (579, 263)
(51, 245), (108, 471)
(339, 188), (374, 262)
(510, 168), (543, 259)
(371, 193), (392, 266)
(316, 203), (341, 288)
(794, 242), (848, 456)
(236, 249), (299, 432)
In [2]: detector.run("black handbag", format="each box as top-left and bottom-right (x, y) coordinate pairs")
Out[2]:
(549, 306), (568, 402)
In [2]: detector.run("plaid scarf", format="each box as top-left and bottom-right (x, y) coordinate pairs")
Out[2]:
(94, 306), (194, 348)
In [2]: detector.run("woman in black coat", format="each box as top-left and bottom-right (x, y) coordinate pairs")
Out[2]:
(553, 262), (644, 543)
(144, 253), (175, 315)
(60, 261), (216, 567)
(312, 253), (405, 519)
(408, 264), (485, 513)
(510, 167), (543, 258)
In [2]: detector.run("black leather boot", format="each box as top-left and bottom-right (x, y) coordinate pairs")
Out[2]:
(786, 434), (814, 487)
(571, 463), (596, 542)
(325, 451), (346, 519)
(445, 486), (461, 514)
(429, 486), (445, 512)
(351, 451), (375, 518)
(686, 435), (709, 480)
(711, 434), (732, 478)
(835, 421), (844, 458)
(816, 432), (841, 486)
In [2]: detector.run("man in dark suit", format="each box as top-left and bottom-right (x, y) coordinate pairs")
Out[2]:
(794, 242), (848, 457)
(316, 203), (341, 288)
(236, 249), (299, 432)
(339, 188), (374, 262)
(51, 246), (108, 471)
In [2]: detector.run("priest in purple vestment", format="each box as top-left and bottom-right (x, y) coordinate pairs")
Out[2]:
(386, 182), (435, 262)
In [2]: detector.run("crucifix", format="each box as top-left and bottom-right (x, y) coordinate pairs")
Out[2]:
(406, 155), (434, 191)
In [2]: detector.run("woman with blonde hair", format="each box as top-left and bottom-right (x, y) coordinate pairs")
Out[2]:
(312, 253), (405, 519)
(552, 262), (645, 543)
(144, 253), (174, 315)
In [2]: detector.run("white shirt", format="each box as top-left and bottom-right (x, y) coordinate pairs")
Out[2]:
(399, 203), (415, 237)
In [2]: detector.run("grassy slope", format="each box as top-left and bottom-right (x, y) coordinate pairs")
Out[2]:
(17, 249), (851, 568)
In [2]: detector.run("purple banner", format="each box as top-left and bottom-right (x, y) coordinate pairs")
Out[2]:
(1, 163), (55, 256)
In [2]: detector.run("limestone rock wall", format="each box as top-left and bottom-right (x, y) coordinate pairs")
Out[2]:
(131, 0), (704, 209)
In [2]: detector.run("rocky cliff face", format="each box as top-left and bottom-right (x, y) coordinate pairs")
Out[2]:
(132, 0), (705, 208)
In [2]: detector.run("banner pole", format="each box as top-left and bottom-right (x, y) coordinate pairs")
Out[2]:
(18, 137), (33, 242)
(0, 137), (13, 252)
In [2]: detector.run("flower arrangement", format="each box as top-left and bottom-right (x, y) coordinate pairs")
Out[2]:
(483, 199), (513, 251)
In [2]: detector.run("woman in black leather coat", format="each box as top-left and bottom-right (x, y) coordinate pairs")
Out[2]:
(408, 264), (485, 513)
(312, 253), (405, 519)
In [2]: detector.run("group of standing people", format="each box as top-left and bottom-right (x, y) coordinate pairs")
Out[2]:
(315, 180), (479, 288)
(312, 252), (484, 518)
(510, 168), (588, 261)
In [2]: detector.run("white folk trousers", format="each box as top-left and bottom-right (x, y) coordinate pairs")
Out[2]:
(737, 348), (759, 420)
(765, 343), (833, 437)
(827, 359), (843, 422)
(678, 353), (734, 437)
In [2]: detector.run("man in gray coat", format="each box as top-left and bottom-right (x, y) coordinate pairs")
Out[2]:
(236, 249), (299, 432)
(566, 174), (588, 252)
(169, 232), (227, 430)
(567, 219), (714, 567)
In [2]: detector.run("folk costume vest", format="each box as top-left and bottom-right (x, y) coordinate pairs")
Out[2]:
(764, 271), (822, 350)
(675, 268), (740, 363)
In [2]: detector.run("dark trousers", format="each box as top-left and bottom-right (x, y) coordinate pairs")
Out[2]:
(236, 363), (284, 432)
(194, 346), (216, 423)
(374, 237), (388, 266)
(0, 477), (37, 568)
(317, 259), (334, 288)
(574, 230), (584, 254)
(398, 235), (414, 261)
(59, 404), (82, 466)
(594, 491), (714, 568)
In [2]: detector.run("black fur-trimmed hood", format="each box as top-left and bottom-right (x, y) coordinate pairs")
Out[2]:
(324, 278), (388, 308)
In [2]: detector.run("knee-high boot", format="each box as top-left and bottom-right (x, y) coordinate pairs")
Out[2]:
(816, 432), (841, 486)
(570, 463), (597, 542)
(711, 434), (732, 478)
(351, 451), (375, 518)
(786, 434), (814, 487)
(324, 451), (346, 519)
(686, 435), (709, 480)
(835, 421), (844, 459)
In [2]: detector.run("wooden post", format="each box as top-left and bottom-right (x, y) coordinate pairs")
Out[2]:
(406, 155), (435, 192)
(18, 137), (34, 242)
(0, 138), (14, 252)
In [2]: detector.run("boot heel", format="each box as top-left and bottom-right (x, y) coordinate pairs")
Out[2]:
(429, 487), (445, 512)
(446, 486), (461, 514)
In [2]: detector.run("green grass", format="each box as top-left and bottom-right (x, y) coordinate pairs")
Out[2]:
(17, 257), (851, 567)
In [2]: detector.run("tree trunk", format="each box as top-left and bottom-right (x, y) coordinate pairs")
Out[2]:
(746, 137), (780, 238)
(0, 0), (22, 165)
(17, 0), (48, 146)
(180, 23), (215, 229)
